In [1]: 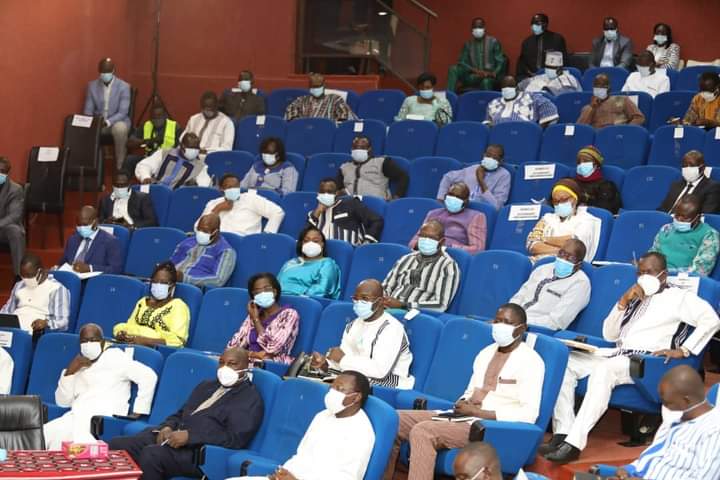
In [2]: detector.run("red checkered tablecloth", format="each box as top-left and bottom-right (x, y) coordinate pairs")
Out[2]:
(0, 450), (141, 479)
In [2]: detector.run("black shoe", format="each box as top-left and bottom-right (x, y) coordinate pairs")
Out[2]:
(537, 434), (567, 456)
(544, 441), (581, 464)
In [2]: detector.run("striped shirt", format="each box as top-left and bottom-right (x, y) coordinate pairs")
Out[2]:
(170, 236), (237, 288)
(382, 249), (460, 312)
(284, 94), (358, 122)
(0, 277), (70, 332)
(626, 406), (720, 480)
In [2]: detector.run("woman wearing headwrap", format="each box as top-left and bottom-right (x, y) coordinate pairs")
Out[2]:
(574, 146), (622, 214)
(526, 178), (602, 262)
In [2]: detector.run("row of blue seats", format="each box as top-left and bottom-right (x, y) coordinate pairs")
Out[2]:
(230, 116), (720, 169)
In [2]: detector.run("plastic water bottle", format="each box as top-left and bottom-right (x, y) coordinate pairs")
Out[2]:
(0, 449), (7, 462)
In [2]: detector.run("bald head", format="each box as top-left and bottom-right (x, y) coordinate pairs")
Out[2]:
(219, 347), (249, 370)
(593, 74), (610, 89)
(79, 323), (103, 340)
(198, 213), (220, 232)
(355, 279), (383, 299)
(661, 365), (706, 402)
(453, 442), (502, 480)
(78, 205), (98, 226)
(98, 58), (115, 73)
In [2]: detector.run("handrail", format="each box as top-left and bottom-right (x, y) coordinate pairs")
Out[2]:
(407, 0), (438, 19)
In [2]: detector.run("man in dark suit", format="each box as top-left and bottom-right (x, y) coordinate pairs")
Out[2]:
(589, 17), (634, 69)
(99, 170), (157, 228)
(57, 206), (124, 274)
(109, 347), (264, 480)
(658, 150), (720, 214)
(219, 70), (266, 120)
(517, 13), (567, 81)
(0, 157), (25, 278)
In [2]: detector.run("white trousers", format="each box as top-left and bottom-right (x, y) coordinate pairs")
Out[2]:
(552, 351), (633, 450)
(44, 410), (99, 450)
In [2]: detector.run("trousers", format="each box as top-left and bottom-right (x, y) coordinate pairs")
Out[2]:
(552, 352), (633, 450)
(0, 224), (25, 275)
(102, 122), (130, 169)
(447, 65), (495, 93)
(383, 410), (470, 480)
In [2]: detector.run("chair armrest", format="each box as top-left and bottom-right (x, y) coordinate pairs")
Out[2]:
(589, 464), (621, 476)
(553, 330), (615, 348)
(262, 360), (289, 377)
(527, 325), (558, 336)
(630, 354), (699, 404)
(200, 445), (236, 480)
(372, 385), (400, 407)
(91, 415), (135, 441)
(395, 390), (454, 411)
(155, 345), (181, 358)
(482, 420), (544, 473)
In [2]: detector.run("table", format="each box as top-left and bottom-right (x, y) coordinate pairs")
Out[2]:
(0, 450), (141, 479)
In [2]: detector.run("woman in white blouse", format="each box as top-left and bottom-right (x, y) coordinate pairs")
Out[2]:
(647, 23), (680, 70)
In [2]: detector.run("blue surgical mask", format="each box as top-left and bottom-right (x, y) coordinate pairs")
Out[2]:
(481, 156), (499, 171)
(77, 225), (94, 238)
(593, 87), (608, 100)
(310, 87), (324, 98)
(576, 162), (595, 178)
(554, 201), (574, 218)
(317, 193), (336, 207)
(554, 257), (576, 278)
(0, 174), (7, 185)
(604, 29), (618, 41)
(253, 291), (275, 309)
(501, 87), (517, 100)
(224, 187), (241, 202)
(418, 89), (434, 100)
(531, 24), (544, 35)
(654, 34), (667, 45)
(673, 218), (695, 233)
(545, 67), (558, 80)
(444, 195), (464, 213)
(150, 283), (171, 300)
(113, 186), (130, 199)
(418, 237), (439, 256)
(238, 80), (252, 92)
(196, 230), (213, 246)
(100, 72), (114, 83)
(353, 299), (377, 320)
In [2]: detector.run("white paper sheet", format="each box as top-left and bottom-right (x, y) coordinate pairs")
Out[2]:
(71, 115), (93, 128)
(37, 147), (60, 162)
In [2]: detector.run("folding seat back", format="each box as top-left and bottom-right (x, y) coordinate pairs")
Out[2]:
(538, 124), (595, 167)
(554, 92), (593, 124)
(333, 119), (387, 155)
(99, 224), (130, 265)
(131, 184), (173, 226)
(403, 314), (443, 391)
(267, 89), (307, 117)
(173, 283), (203, 343)
(456, 91), (501, 122)
(489, 204), (552, 253)
(586, 206), (614, 260)
(435, 121), (489, 163)
(510, 162), (571, 203)
(190, 288), (250, 353)
(0, 328), (32, 394)
(302, 153), (351, 192)
(363, 396), (400, 480)
(26, 333), (78, 405)
(234, 115), (287, 153)
(325, 239), (354, 296)
(166, 187), (221, 232)
(279, 191), (317, 238)
(343, 243), (411, 301)
(380, 197), (439, 245)
(605, 211), (671, 263)
(676, 66), (720, 91)
(594, 125), (649, 169)
(385, 120), (438, 160)
(311, 302), (355, 354)
(206, 151), (255, 181)
(621, 165), (681, 210)
(601, 165), (626, 191)
(76, 275), (146, 333)
(407, 156), (463, 198)
(359, 195), (386, 218)
(285, 118), (336, 157)
(279, 295), (323, 357)
(648, 125), (706, 167)
(124, 227), (187, 278)
(615, 91), (653, 125)
(357, 89), (406, 124)
(488, 121), (543, 165)
(467, 200), (497, 245)
(704, 128), (720, 167)
(51, 271), (82, 332)
(649, 91), (695, 132)
(581, 67), (629, 92)
(445, 248), (472, 314)
(231, 233), (296, 288)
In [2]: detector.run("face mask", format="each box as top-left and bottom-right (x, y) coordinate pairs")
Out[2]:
(196, 230), (213, 246)
(317, 193), (336, 207)
(238, 80), (252, 92)
(418, 89), (434, 100)
(113, 186), (130, 199)
(501, 87), (517, 100)
(202, 108), (217, 119)
(682, 166), (702, 183)
(481, 156), (499, 171)
(310, 87), (324, 98)
(418, 237), (439, 256)
(576, 162), (595, 178)
(183, 148), (200, 161)
(23, 277), (39, 289)
(546, 67), (558, 80)
(554, 257), (576, 278)
(492, 323), (518, 347)
(654, 34), (668, 45)
(554, 201), (574, 218)
(253, 291), (275, 309)
(262, 153), (277, 166)
(701, 91), (717, 102)
(593, 87), (608, 100)
(217, 365), (243, 387)
(324, 387), (349, 414)
(604, 29), (618, 41)
(637, 271), (664, 296)
(151, 283), (171, 301)
(353, 299), (377, 320)
(0, 174), (7, 185)
(661, 400), (707, 424)
(472, 28), (485, 39)
(673, 219), (693, 232)
(637, 66), (652, 78)
(151, 119), (166, 129)
(351, 149), (369, 163)
(100, 72), (114, 83)
(468, 467), (490, 480)
(77, 225), (94, 238)
(224, 187), (241, 202)
(302, 241), (323, 258)
(80, 341), (102, 361)
(444, 195), (464, 213)
(531, 24), (544, 35)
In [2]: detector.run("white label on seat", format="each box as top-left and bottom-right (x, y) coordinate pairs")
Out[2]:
(72, 115), (93, 128)
(140, 184), (150, 194)
(629, 95), (639, 107)
(256, 115), (266, 126)
(668, 274), (700, 295)
(564, 125), (575, 136)
(99, 226), (114, 236)
(354, 122), (364, 133)
(406, 114), (425, 121)
(705, 167), (713, 178)
(674, 127), (684, 139)
(404, 308), (420, 321)
(38, 147), (59, 162)
(508, 204), (542, 221)
(715, 127), (720, 140)
(0, 331), (12, 348)
(524, 163), (556, 180)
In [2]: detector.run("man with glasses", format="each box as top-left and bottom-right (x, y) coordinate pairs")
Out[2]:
(510, 239), (591, 331)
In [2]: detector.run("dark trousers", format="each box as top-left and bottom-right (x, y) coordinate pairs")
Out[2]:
(108, 428), (201, 480)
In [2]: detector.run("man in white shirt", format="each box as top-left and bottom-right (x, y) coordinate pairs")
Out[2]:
(1, 254), (70, 334)
(233, 371), (375, 480)
(384, 303), (545, 480)
(612, 365), (720, 480)
(44, 323), (158, 450)
(510, 239), (590, 331)
(195, 173), (284, 236)
(136, 133), (213, 189)
(542, 252), (720, 463)
(621, 50), (670, 98)
(310, 279), (414, 389)
(523, 50), (582, 96)
(0, 347), (13, 394)
(180, 91), (234, 161)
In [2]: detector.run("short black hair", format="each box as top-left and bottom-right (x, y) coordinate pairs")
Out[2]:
(352, 135), (372, 146)
(248, 272), (282, 297)
(114, 169), (131, 181)
(604, 16), (618, 25)
(259, 137), (286, 164)
(296, 225), (327, 257)
(20, 253), (42, 271)
(534, 13), (549, 24)
(499, 303), (527, 324)
(319, 177), (338, 189)
(653, 22), (673, 45)
(700, 72), (720, 87)
(0, 157), (10, 171)
(640, 251), (668, 270)
(152, 261), (178, 284)
(201, 91), (218, 103)
(219, 173), (240, 186)
(416, 72), (437, 87)
(343, 370), (370, 406)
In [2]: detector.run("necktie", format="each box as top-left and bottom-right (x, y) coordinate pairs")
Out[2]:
(192, 386), (228, 415)
(76, 239), (91, 263)
(669, 182), (693, 212)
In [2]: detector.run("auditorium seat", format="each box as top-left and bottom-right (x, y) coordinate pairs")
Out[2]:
(385, 120), (438, 160)
(0, 328), (32, 394)
(456, 91), (501, 122)
(165, 187), (221, 232)
(647, 125), (705, 167)
(703, 127), (720, 167)
(593, 125), (649, 169)
(675, 65), (720, 91)
(356, 89), (406, 125)
(604, 210), (671, 263)
(205, 151), (255, 181)
(75, 275), (146, 334)
(488, 121), (543, 166)
(285, 118), (336, 157)
(538, 123), (595, 167)
(407, 156), (462, 198)
(279, 191), (317, 238)
(489, 203), (552, 254)
(186, 288), (250, 353)
(267, 89), (307, 117)
(601, 165), (626, 191)
(587, 206), (615, 261)
(648, 91), (695, 132)
(333, 119), (387, 155)
(467, 200), (497, 244)
(359, 195), (387, 218)
(309, 302), (356, 354)
(26, 333), (77, 420)
(172, 282), (203, 347)
(439, 90), (459, 120)
(381, 197), (439, 245)
(615, 91), (653, 125)
(324, 239), (354, 298)
(554, 92), (593, 124)
(445, 248), (472, 314)
(343, 243), (410, 300)
(52, 271), (82, 332)
(703, 215), (720, 280)
(510, 162), (571, 203)
(230, 233), (296, 288)
(620, 165), (681, 210)
(124, 227), (187, 278)
(434, 121), (489, 163)
(302, 153), (350, 192)
(580, 67), (629, 92)
(234, 115), (287, 153)
(132, 184), (172, 227)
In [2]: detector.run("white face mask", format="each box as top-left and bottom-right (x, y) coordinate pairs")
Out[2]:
(501, 87), (517, 100)
(113, 187), (130, 199)
(262, 153), (277, 166)
(183, 148), (200, 161)
(661, 399), (707, 424)
(217, 365), (245, 387)
(80, 341), (102, 361)
(302, 241), (323, 258)
(637, 271), (664, 296)
(491, 323), (518, 347)
(324, 387), (349, 415)
(593, 87), (609, 100)
(351, 149), (369, 163)
(682, 166), (702, 183)
(472, 28), (485, 39)
(701, 91), (717, 102)
(23, 277), (39, 289)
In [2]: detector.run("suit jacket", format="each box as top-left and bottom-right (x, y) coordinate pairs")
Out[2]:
(159, 379), (263, 449)
(58, 229), (123, 274)
(219, 90), (266, 120)
(658, 176), (720, 214)
(517, 30), (567, 80)
(0, 180), (24, 231)
(98, 191), (158, 228)
(590, 34), (634, 69)
(83, 77), (131, 126)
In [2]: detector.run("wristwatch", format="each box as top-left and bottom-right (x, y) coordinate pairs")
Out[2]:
(680, 346), (691, 358)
